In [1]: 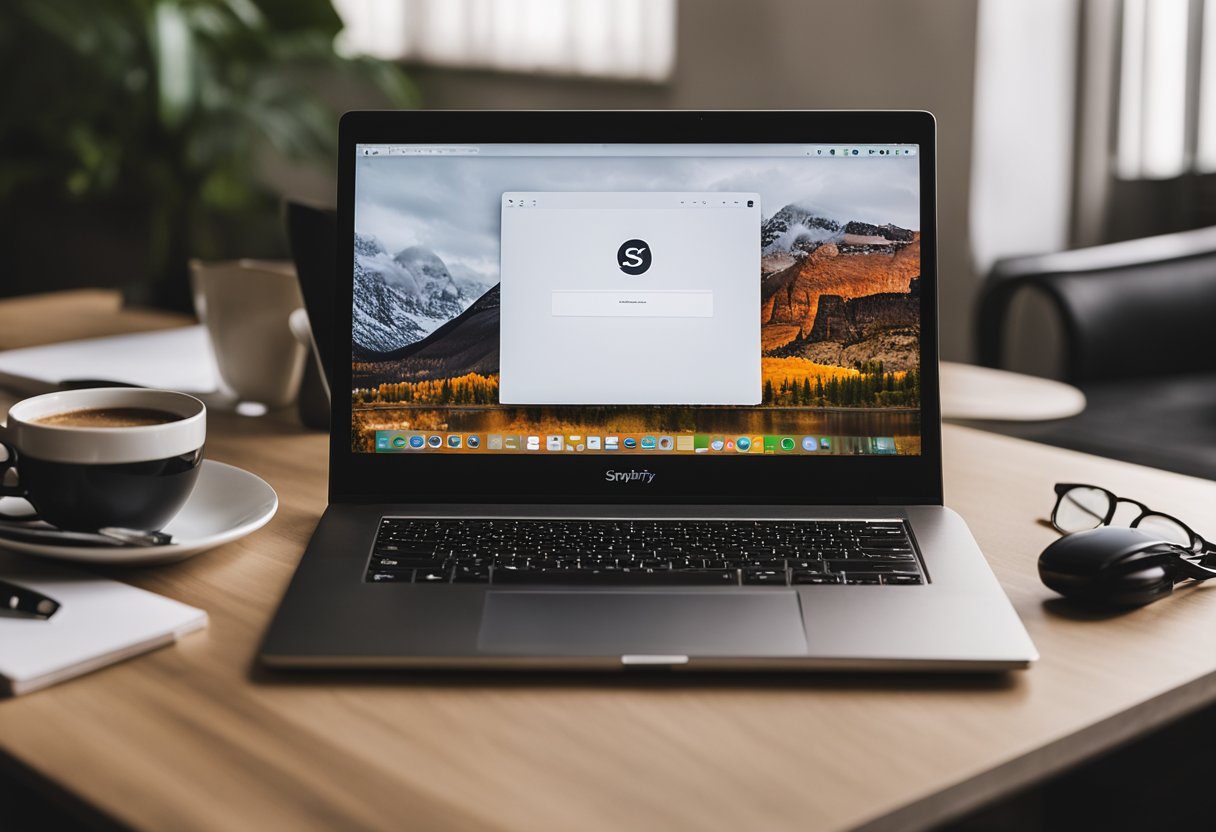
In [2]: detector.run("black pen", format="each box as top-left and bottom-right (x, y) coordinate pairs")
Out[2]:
(0, 579), (60, 620)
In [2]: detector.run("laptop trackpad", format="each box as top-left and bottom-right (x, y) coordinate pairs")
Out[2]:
(478, 591), (808, 657)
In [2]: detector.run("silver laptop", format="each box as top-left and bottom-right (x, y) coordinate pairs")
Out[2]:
(261, 110), (1037, 671)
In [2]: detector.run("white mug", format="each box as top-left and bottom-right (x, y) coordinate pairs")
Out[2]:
(190, 259), (308, 411)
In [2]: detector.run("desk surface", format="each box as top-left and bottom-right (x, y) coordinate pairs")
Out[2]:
(2, 291), (1215, 832)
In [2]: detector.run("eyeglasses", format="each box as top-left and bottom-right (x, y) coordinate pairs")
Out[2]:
(1051, 483), (1214, 562)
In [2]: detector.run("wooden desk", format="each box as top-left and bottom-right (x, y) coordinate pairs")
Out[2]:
(2, 291), (1215, 832)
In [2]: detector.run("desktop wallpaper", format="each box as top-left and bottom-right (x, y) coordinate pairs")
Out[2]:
(350, 150), (922, 455)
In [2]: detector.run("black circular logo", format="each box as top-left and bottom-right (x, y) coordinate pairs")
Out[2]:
(617, 239), (652, 275)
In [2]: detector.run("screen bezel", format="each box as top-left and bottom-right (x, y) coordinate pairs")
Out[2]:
(331, 110), (942, 506)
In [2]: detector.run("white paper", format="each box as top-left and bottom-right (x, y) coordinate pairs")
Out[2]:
(0, 326), (219, 394)
(0, 553), (207, 695)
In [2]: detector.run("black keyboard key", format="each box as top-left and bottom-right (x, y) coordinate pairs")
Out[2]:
(415, 569), (450, 583)
(855, 550), (916, 560)
(453, 566), (491, 583)
(374, 544), (437, 556)
(844, 574), (883, 585)
(492, 569), (738, 586)
(859, 537), (911, 548)
(792, 572), (844, 585)
(452, 557), (493, 568)
(726, 559), (778, 570)
(370, 556), (415, 570)
(743, 569), (787, 585)
(883, 574), (923, 585)
(369, 571), (410, 583)
(375, 557), (447, 569)
(825, 559), (917, 572)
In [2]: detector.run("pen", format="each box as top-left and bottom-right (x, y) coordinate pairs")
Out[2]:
(0, 579), (60, 620)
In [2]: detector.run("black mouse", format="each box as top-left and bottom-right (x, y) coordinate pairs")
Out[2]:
(1038, 527), (1210, 608)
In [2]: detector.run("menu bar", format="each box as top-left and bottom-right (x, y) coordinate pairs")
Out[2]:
(356, 143), (919, 158)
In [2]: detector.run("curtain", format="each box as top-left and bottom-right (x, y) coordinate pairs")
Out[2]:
(332, 0), (677, 81)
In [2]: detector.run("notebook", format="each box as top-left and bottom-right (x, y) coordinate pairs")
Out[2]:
(0, 553), (207, 696)
(0, 326), (219, 395)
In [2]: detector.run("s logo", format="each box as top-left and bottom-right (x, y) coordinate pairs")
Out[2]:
(617, 239), (652, 275)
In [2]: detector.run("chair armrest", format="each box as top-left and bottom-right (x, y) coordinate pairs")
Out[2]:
(978, 244), (1216, 384)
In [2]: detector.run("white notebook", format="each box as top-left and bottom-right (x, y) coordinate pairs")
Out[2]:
(0, 325), (219, 394)
(0, 553), (207, 696)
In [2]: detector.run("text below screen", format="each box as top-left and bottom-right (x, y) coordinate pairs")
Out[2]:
(499, 192), (761, 406)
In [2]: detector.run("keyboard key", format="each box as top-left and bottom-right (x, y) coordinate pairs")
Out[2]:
(369, 571), (410, 583)
(374, 545), (437, 557)
(370, 556), (417, 570)
(825, 559), (917, 572)
(792, 572), (844, 585)
(374, 557), (446, 569)
(883, 574), (923, 585)
(453, 566), (491, 583)
(860, 537), (911, 548)
(855, 550), (916, 560)
(492, 569), (738, 586)
(743, 569), (787, 585)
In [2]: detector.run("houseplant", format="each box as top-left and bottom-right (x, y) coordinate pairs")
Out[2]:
(0, 0), (413, 308)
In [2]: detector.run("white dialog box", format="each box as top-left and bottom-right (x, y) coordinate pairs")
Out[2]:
(499, 192), (761, 405)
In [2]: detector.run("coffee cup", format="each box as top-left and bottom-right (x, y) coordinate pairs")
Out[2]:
(0, 389), (206, 532)
(190, 259), (308, 412)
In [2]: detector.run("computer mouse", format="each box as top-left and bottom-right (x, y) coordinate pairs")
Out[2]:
(1038, 527), (1190, 608)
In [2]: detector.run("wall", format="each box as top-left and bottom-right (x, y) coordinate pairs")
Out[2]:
(399, 0), (981, 361)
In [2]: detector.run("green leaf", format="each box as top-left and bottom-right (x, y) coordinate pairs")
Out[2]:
(153, 2), (197, 129)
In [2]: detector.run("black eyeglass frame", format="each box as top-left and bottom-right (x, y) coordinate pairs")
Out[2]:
(1051, 482), (1215, 566)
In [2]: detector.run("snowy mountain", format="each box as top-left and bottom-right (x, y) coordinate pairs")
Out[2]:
(351, 234), (491, 357)
(760, 204), (845, 256)
(352, 257), (428, 357)
(760, 204), (916, 275)
(354, 284), (501, 386)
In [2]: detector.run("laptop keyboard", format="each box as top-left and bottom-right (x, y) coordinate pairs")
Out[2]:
(364, 518), (924, 586)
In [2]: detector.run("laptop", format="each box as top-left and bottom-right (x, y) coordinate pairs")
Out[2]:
(261, 110), (1038, 671)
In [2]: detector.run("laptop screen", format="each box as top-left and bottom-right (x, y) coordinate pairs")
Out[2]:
(351, 142), (921, 459)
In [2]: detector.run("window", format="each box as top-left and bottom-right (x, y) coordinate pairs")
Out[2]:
(333, 0), (678, 81)
(498, 191), (761, 405)
(1114, 0), (1216, 178)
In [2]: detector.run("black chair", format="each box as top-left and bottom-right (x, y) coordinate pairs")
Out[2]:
(974, 226), (1216, 480)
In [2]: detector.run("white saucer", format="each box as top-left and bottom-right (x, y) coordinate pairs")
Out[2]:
(0, 460), (278, 566)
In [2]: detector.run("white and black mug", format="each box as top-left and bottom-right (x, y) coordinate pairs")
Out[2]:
(0, 389), (206, 532)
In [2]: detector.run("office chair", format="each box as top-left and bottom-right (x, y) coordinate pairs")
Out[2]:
(975, 226), (1216, 479)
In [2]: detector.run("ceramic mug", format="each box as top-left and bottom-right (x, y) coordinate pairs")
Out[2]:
(0, 388), (206, 531)
(190, 259), (308, 411)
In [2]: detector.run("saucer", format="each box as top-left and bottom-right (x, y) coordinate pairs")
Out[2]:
(0, 460), (278, 566)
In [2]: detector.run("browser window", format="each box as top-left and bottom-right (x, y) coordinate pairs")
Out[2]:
(499, 192), (761, 405)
